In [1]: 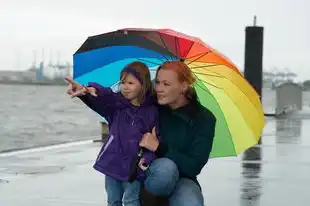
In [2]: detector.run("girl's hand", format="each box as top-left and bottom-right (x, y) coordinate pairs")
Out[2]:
(139, 127), (159, 152)
(64, 76), (97, 97)
(138, 158), (149, 171)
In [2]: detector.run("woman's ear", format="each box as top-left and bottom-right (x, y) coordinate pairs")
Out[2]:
(182, 81), (189, 93)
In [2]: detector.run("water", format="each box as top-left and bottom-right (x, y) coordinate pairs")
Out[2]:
(1, 84), (310, 153)
(0, 84), (101, 153)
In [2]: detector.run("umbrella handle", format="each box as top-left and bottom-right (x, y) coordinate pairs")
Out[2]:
(128, 148), (145, 183)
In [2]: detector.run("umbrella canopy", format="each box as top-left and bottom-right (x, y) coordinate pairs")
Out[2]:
(73, 28), (265, 158)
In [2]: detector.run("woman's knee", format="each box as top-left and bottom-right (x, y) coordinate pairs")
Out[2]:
(169, 178), (204, 206)
(143, 158), (179, 196)
(148, 158), (179, 179)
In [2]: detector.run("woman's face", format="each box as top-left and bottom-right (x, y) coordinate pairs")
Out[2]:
(155, 69), (187, 106)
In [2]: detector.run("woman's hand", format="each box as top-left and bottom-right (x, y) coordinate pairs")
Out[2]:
(139, 127), (159, 152)
(64, 76), (97, 97)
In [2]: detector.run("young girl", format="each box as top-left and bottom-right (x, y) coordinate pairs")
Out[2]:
(65, 61), (159, 206)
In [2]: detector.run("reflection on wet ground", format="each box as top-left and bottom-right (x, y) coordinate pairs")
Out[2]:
(238, 114), (310, 206)
(276, 117), (302, 144)
(0, 114), (310, 205)
(198, 113), (310, 206)
(0, 178), (9, 184)
(241, 120), (264, 206)
(241, 146), (262, 206)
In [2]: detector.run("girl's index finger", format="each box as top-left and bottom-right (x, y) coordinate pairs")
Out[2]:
(64, 76), (78, 86)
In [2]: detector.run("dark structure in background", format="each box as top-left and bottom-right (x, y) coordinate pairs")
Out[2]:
(243, 16), (264, 101)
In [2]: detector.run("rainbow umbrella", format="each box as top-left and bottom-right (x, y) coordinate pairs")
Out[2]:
(73, 28), (265, 158)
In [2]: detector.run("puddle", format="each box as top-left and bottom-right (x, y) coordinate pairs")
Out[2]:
(0, 179), (9, 183)
(6, 166), (65, 175)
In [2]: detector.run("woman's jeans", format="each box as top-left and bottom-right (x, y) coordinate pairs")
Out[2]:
(105, 175), (141, 206)
(144, 158), (205, 206)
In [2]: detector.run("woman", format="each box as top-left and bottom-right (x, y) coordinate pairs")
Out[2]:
(138, 61), (216, 206)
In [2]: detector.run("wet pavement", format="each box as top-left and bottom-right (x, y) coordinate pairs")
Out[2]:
(1, 114), (310, 206)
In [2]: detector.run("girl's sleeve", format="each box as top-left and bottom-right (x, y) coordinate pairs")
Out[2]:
(78, 82), (122, 123)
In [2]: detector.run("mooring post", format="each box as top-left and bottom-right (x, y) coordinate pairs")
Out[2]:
(243, 15), (264, 101)
(243, 16), (264, 144)
(94, 121), (109, 143)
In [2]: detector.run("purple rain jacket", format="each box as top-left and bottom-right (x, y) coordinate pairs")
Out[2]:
(79, 82), (159, 181)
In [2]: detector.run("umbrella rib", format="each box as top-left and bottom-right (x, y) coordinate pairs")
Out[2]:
(133, 39), (169, 63)
(193, 71), (224, 78)
(190, 64), (220, 69)
(193, 80), (237, 156)
(175, 36), (179, 59)
(196, 76), (258, 153)
(158, 33), (174, 61)
(194, 68), (262, 113)
(187, 51), (211, 65)
(183, 42), (195, 59)
(212, 70), (263, 128)
(191, 71), (218, 93)
(185, 52), (208, 61)
(196, 74), (263, 138)
(192, 70), (237, 156)
(193, 80), (213, 95)
(138, 32), (171, 62)
(136, 58), (162, 66)
(196, 78), (223, 90)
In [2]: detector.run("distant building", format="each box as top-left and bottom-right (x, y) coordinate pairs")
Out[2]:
(0, 70), (36, 82)
(0, 61), (72, 85)
(302, 80), (310, 91)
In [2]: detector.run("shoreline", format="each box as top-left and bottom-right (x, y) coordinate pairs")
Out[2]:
(0, 139), (95, 157)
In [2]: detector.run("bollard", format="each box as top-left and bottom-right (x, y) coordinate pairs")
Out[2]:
(94, 122), (109, 143)
(243, 17), (264, 101)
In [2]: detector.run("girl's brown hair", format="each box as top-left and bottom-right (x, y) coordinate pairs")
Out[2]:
(120, 61), (154, 104)
(157, 61), (197, 100)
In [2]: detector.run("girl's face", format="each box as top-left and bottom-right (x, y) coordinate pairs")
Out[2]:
(120, 73), (142, 105)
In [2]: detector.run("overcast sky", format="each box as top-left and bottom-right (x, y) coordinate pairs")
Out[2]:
(1, 0), (309, 80)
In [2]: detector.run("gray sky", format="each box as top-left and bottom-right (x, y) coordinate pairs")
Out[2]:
(1, 0), (309, 80)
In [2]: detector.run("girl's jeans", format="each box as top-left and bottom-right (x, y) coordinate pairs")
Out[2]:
(105, 175), (141, 206)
